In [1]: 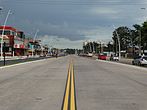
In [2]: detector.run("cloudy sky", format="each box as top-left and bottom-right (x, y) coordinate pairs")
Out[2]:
(0, 0), (147, 49)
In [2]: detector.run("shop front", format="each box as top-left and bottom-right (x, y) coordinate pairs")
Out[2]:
(14, 39), (27, 56)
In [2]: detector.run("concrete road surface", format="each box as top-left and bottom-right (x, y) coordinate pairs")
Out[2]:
(75, 56), (147, 110)
(0, 57), (69, 110)
(0, 55), (147, 110)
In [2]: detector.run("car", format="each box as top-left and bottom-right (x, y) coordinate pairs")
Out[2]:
(87, 52), (93, 57)
(98, 54), (107, 60)
(110, 54), (119, 61)
(132, 55), (147, 66)
(113, 55), (119, 61)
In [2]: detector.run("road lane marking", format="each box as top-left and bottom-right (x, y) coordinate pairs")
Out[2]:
(62, 63), (71, 110)
(62, 60), (77, 110)
(70, 62), (76, 110)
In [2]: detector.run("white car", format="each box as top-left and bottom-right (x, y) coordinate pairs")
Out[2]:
(87, 53), (93, 57)
(132, 56), (147, 66)
(113, 56), (119, 61)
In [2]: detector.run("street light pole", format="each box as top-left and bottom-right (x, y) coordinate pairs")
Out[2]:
(113, 25), (121, 61)
(115, 30), (121, 61)
(1, 10), (11, 60)
(32, 29), (39, 57)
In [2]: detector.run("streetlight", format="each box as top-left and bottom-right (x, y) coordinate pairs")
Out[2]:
(1, 10), (12, 60)
(113, 25), (121, 61)
(32, 29), (39, 57)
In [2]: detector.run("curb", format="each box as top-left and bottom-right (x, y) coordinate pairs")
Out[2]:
(96, 59), (147, 71)
(0, 58), (49, 69)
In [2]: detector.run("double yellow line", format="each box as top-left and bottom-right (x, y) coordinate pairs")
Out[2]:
(62, 60), (77, 110)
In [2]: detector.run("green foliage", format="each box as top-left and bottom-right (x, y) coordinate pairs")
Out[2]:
(112, 26), (132, 51)
(65, 48), (75, 54)
(83, 42), (100, 53)
(112, 21), (147, 54)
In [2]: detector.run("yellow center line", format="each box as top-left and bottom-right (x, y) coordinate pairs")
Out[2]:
(63, 63), (71, 110)
(70, 62), (76, 110)
(62, 59), (77, 110)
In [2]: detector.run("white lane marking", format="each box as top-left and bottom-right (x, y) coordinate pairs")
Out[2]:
(0, 58), (49, 69)
(96, 59), (147, 71)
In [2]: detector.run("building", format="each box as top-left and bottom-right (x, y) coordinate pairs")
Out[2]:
(0, 26), (49, 57)
(14, 31), (27, 56)
(27, 39), (42, 56)
(0, 26), (27, 56)
(42, 45), (49, 56)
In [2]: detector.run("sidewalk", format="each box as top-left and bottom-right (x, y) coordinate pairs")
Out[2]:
(119, 57), (133, 65)
(0, 55), (40, 61)
(92, 55), (133, 65)
(0, 56), (51, 67)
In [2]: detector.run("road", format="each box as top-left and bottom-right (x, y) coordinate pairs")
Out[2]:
(0, 55), (147, 110)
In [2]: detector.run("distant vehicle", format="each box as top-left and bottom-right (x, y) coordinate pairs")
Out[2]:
(112, 55), (119, 61)
(87, 52), (93, 57)
(40, 54), (46, 57)
(98, 54), (107, 60)
(132, 56), (147, 66)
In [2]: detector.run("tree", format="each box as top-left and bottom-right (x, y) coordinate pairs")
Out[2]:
(107, 41), (113, 52)
(141, 21), (147, 52)
(132, 24), (141, 45)
(112, 26), (132, 53)
(83, 41), (101, 54)
(132, 23), (147, 54)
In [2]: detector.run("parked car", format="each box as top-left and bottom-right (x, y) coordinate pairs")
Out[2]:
(87, 52), (93, 57)
(132, 56), (147, 66)
(110, 54), (119, 61)
(98, 54), (107, 60)
(113, 55), (119, 61)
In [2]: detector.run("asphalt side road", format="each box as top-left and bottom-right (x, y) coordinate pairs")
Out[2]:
(0, 55), (147, 110)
